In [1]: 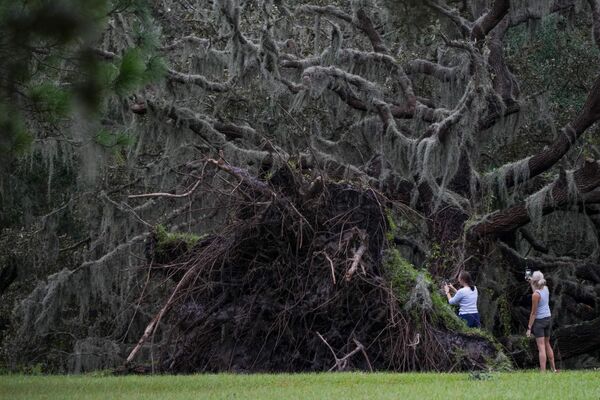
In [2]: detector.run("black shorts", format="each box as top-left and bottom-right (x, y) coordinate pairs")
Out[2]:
(532, 317), (551, 338)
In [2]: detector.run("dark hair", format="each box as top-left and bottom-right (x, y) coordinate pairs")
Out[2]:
(459, 271), (475, 291)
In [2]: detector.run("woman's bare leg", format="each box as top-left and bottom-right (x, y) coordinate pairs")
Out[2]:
(536, 337), (547, 372)
(544, 337), (556, 372)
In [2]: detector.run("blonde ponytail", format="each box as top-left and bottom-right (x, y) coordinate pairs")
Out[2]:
(531, 271), (546, 289)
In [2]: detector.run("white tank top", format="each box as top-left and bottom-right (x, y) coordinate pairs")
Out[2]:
(535, 287), (551, 319)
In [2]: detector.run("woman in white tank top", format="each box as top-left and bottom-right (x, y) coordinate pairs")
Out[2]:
(526, 271), (557, 372)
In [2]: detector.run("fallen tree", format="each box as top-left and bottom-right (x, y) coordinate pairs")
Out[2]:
(5, 0), (600, 373)
(126, 160), (501, 372)
(119, 0), (600, 372)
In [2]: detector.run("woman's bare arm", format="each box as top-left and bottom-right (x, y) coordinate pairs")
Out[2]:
(527, 292), (540, 336)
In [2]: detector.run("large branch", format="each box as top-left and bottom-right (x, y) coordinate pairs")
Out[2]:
(144, 101), (269, 162)
(332, 83), (429, 119)
(145, 101), (256, 141)
(159, 35), (214, 51)
(425, 81), (476, 141)
(478, 102), (521, 131)
(354, 8), (389, 54)
(294, 5), (352, 23)
(285, 48), (418, 113)
(167, 69), (232, 92)
(425, 0), (508, 41)
(470, 160), (600, 238)
(424, 0), (472, 36)
(554, 317), (600, 359)
(470, 0), (510, 41)
(497, 242), (600, 284)
(486, 74), (600, 189)
(295, 5), (389, 54)
(519, 228), (548, 253)
(487, 17), (519, 104)
(589, 0), (600, 50)
(301, 66), (423, 121)
(206, 159), (272, 195)
(404, 60), (460, 82)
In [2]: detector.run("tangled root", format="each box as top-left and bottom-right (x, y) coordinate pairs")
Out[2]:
(135, 160), (498, 372)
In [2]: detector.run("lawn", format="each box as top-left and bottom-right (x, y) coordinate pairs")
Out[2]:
(2, 371), (599, 400)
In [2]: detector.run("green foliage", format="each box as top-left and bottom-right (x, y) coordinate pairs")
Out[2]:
(383, 247), (505, 356)
(114, 49), (146, 96)
(10, 363), (45, 376)
(0, 0), (164, 159)
(27, 83), (72, 121)
(429, 286), (467, 332)
(383, 248), (420, 304)
(113, 49), (166, 96)
(385, 209), (398, 242)
(0, 104), (32, 157)
(506, 15), (599, 126)
(424, 241), (454, 275)
(94, 129), (135, 148)
(384, 247), (465, 329)
(111, 0), (152, 19)
(498, 294), (513, 337)
(155, 225), (204, 251)
(143, 56), (167, 84)
(131, 15), (161, 51)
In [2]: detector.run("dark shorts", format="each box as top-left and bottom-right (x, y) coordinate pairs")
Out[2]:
(459, 313), (481, 328)
(532, 317), (551, 338)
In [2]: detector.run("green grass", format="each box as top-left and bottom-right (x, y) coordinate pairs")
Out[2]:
(1, 371), (599, 400)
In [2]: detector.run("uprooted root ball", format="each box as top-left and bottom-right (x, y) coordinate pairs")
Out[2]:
(143, 163), (499, 372)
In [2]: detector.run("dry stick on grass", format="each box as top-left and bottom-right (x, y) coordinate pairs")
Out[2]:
(329, 343), (364, 371)
(354, 338), (374, 372)
(317, 332), (370, 371)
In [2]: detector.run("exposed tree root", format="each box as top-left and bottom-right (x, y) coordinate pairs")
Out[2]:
(126, 162), (499, 373)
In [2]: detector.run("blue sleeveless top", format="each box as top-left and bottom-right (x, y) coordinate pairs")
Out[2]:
(535, 287), (551, 319)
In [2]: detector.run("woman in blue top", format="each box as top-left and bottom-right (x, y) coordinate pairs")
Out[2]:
(526, 271), (557, 372)
(443, 271), (480, 328)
